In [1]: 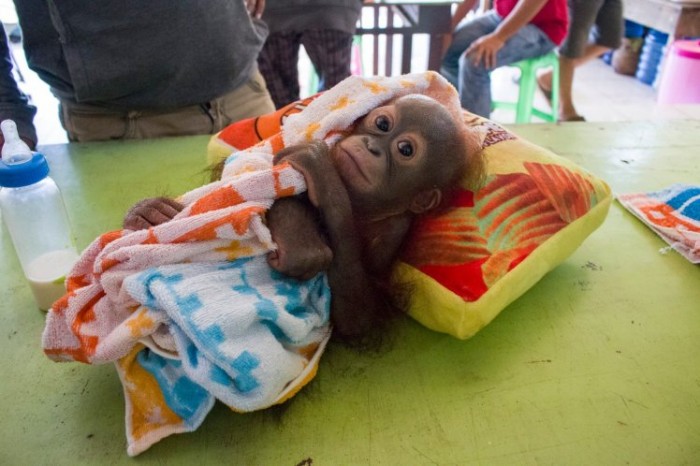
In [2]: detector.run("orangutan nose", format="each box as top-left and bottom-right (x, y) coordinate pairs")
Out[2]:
(363, 136), (382, 157)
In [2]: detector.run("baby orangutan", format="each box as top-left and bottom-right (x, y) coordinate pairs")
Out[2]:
(124, 94), (481, 344)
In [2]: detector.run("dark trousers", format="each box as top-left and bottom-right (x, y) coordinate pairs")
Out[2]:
(258, 29), (354, 108)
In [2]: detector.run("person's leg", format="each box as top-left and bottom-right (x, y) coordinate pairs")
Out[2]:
(558, 0), (622, 119)
(589, 0), (623, 61)
(132, 67), (275, 138)
(539, 0), (614, 120)
(60, 69), (276, 142)
(558, 43), (609, 119)
(257, 31), (303, 108)
(440, 11), (501, 91)
(556, 55), (577, 120)
(59, 101), (129, 142)
(443, 11), (556, 116)
(301, 29), (354, 92)
(212, 67), (276, 128)
(538, 0), (597, 87)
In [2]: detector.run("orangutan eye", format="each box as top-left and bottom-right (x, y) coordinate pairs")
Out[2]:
(375, 115), (391, 132)
(397, 140), (414, 157)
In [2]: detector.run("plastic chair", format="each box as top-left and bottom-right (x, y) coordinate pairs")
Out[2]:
(492, 51), (559, 123)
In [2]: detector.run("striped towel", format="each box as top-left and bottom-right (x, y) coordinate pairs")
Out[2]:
(618, 184), (700, 263)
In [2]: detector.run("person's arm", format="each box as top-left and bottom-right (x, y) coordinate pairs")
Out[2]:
(0, 30), (37, 149)
(466, 0), (548, 69)
(451, 0), (479, 32)
(443, 0), (480, 57)
(493, 0), (548, 41)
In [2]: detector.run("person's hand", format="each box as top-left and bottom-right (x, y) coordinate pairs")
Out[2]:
(245, 0), (265, 19)
(123, 197), (183, 230)
(466, 32), (506, 69)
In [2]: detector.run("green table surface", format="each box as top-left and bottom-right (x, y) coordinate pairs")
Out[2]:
(1, 120), (699, 465)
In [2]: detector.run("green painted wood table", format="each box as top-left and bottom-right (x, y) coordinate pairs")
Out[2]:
(1, 120), (699, 465)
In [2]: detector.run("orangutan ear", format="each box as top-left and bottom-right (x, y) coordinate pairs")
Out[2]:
(409, 188), (442, 214)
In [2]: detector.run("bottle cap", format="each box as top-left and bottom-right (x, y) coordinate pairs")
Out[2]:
(0, 152), (50, 187)
(1, 119), (32, 164)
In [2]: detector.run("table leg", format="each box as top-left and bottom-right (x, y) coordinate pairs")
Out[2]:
(418, 5), (453, 71)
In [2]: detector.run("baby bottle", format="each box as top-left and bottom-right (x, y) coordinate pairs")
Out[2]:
(0, 120), (78, 311)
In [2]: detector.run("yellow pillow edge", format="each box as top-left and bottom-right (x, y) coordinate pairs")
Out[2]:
(396, 191), (613, 339)
(481, 136), (601, 178)
(207, 131), (232, 167)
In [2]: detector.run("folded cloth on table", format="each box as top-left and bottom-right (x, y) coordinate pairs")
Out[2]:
(42, 71), (464, 456)
(42, 161), (331, 456)
(618, 184), (700, 264)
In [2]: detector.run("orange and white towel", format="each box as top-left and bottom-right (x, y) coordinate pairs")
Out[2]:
(42, 71), (463, 456)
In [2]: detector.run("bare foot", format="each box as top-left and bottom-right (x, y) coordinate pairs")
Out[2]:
(536, 71), (552, 93)
(559, 113), (586, 122)
(536, 72), (553, 106)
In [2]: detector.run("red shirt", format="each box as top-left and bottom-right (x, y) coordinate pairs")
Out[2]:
(495, 0), (569, 45)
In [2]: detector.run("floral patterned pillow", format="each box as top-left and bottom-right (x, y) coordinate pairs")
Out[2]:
(395, 112), (612, 339)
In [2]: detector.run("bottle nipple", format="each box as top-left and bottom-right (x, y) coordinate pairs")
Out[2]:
(1, 119), (32, 165)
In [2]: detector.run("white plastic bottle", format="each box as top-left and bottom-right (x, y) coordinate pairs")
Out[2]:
(0, 120), (78, 311)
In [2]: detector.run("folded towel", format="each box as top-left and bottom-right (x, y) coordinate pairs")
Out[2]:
(618, 184), (700, 264)
(42, 71), (464, 456)
(43, 160), (331, 455)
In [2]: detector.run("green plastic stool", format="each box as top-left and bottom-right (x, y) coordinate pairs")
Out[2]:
(492, 51), (559, 123)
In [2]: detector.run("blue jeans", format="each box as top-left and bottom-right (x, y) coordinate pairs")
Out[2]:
(440, 11), (557, 117)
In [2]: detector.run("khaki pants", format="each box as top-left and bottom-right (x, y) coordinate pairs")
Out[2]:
(59, 69), (276, 142)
